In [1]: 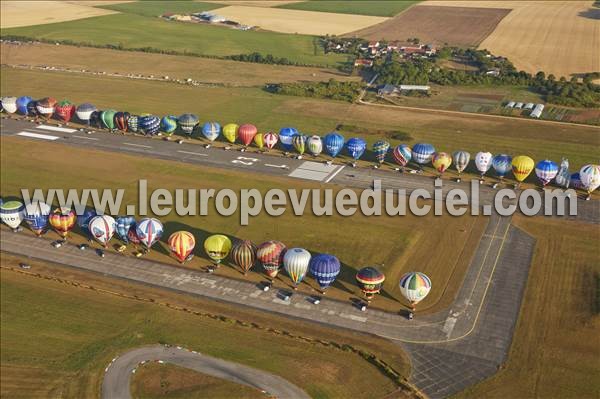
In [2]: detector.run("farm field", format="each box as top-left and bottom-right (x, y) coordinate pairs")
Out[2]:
(423, 1), (600, 80)
(277, 0), (420, 17)
(2, 67), (598, 171)
(0, 43), (358, 87)
(0, 261), (407, 399)
(96, 1), (224, 17)
(0, 14), (346, 67)
(0, 0), (117, 29)
(0, 137), (484, 314)
(348, 5), (511, 47)
(130, 363), (265, 399)
(212, 5), (388, 35)
(455, 216), (600, 399)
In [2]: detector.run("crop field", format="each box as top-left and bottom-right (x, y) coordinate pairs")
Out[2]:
(213, 5), (388, 35)
(0, 43), (358, 87)
(277, 1), (420, 17)
(0, 14), (346, 67)
(97, 1), (224, 17)
(0, 262), (405, 399)
(423, 1), (600, 79)
(0, 0), (118, 29)
(456, 216), (600, 398)
(348, 5), (511, 47)
(2, 67), (599, 172)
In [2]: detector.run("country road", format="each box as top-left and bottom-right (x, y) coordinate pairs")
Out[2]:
(102, 345), (310, 399)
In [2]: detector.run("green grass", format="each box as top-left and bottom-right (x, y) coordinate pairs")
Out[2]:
(97, 1), (224, 18)
(278, 1), (419, 17)
(0, 13), (346, 67)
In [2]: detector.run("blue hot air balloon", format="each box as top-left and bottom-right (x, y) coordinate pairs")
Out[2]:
(279, 127), (298, 151)
(139, 115), (160, 135)
(346, 137), (366, 161)
(202, 122), (221, 142)
(76, 209), (97, 237)
(116, 216), (136, 244)
(535, 159), (559, 187)
(24, 201), (51, 236)
(411, 143), (436, 166)
(492, 154), (512, 179)
(309, 254), (341, 292)
(26, 100), (39, 117)
(16, 96), (33, 115)
(324, 132), (345, 158)
(372, 140), (390, 164)
(75, 103), (97, 124)
(160, 115), (178, 135)
(178, 113), (199, 136)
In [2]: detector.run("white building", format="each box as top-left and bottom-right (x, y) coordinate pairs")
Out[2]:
(506, 101), (515, 108)
(530, 104), (544, 118)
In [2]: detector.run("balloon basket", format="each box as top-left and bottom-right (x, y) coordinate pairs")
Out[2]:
(224, 146), (231, 151)
(204, 144), (211, 149)
(585, 195), (591, 201)
(240, 148), (246, 152)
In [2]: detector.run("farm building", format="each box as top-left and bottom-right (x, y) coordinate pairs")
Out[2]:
(378, 84), (430, 96)
(505, 101), (516, 108)
(354, 59), (373, 67)
(515, 102), (523, 109)
(524, 103), (535, 110)
(530, 104), (544, 118)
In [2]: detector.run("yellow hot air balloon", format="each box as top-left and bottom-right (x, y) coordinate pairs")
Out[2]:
(254, 132), (264, 149)
(204, 234), (232, 265)
(512, 155), (534, 186)
(432, 152), (452, 177)
(222, 123), (238, 144)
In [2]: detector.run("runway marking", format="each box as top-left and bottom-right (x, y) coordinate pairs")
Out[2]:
(177, 150), (208, 157)
(73, 135), (99, 141)
(339, 313), (367, 322)
(36, 124), (77, 133)
(16, 132), (60, 140)
(288, 161), (341, 182)
(264, 164), (288, 169)
(123, 142), (152, 149)
(325, 165), (346, 183)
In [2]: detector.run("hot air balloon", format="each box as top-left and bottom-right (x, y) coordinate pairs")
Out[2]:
(101, 109), (117, 130)
(16, 96), (33, 115)
(511, 155), (534, 187)
(88, 215), (116, 247)
(178, 113), (199, 136)
(254, 133), (265, 149)
(399, 272), (432, 313)
(202, 122), (221, 142)
(54, 100), (75, 123)
(0, 97), (17, 114)
(579, 164), (600, 198)
(89, 110), (102, 129)
(114, 111), (130, 132)
(309, 254), (341, 293)
(257, 240), (286, 279)
(570, 172), (585, 190)
(127, 115), (139, 133)
(36, 97), (57, 119)
(0, 200), (24, 230)
(76, 209), (97, 238)
(230, 240), (257, 275)
(139, 115), (160, 135)
(356, 267), (385, 302)
(115, 216), (136, 244)
(324, 132), (345, 158)
(168, 231), (196, 263)
(412, 143), (435, 167)
(372, 140), (390, 165)
(535, 159), (559, 187)
(26, 100), (39, 117)
(292, 134), (307, 156)
(452, 151), (470, 181)
(264, 132), (278, 150)
(161, 115), (178, 136)
(127, 225), (141, 245)
(223, 123), (239, 144)
(204, 234), (232, 266)
(49, 207), (76, 239)
(279, 127), (297, 151)
(238, 124), (257, 147)
(283, 248), (311, 289)
(76, 103), (97, 124)
(555, 158), (570, 189)
(306, 135), (323, 156)
(24, 201), (50, 236)
(491, 154), (512, 185)
(475, 151), (493, 182)
(432, 152), (452, 177)
(346, 137), (366, 166)
(392, 144), (412, 170)
(135, 218), (163, 250)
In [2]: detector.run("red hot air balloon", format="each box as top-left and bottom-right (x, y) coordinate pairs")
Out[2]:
(168, 231), (196, 263)
(54, 100), (75, 123)
(238, 124), (257, 147)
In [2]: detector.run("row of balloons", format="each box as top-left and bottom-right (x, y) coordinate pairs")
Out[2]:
(0, 200), (431, 309)
(2, 96), (598, 193)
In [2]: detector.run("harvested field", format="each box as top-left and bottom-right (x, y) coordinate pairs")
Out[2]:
(204, 0), (302, 6)
(213, 5), (389, 35)
(423, 1), (600, 79)
(0, 1), (118, 29)
(0, 43), (358, 87)
(277, 1), (419, 17)
(348, 5), (510, 47)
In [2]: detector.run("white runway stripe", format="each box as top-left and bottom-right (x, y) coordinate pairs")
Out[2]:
(16, 132), (60, 140)
(36, 125), (77, 133)
(73, 135), (99, 141)
(123, 142), (152, 149)
(177, 150), (208, 157)
(324, 165), (345, 183)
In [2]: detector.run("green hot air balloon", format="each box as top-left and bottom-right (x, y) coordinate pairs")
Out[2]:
(100, 109), (117, 131)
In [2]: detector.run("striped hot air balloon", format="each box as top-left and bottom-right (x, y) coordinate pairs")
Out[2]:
(306, 135), (323, 156)
(204, 234), (232, 265)
(393, 144), (412, 168)
(139, 115), (160, 135)
(0, 200), (24, 230)
(168, 231), (196, 263)
(54, 100), (75, 123)
(257, 240), (286, 279)
(309, 254), (341, 292)
(114, 112), (130, 132)
(178, 113), (199, 136)
(76, 103), (97, 124)
(24, 201), (51, 236)
(372, 140), (390, 165)
(16, 96), (33, 115)
(347, 137), (366, 162)
(324, 132), (345, 158)
(412, 143), (435, 166)
(49, 207), (76, 239)
(278, 127), (297, 151)
(230, 240), (257, 275)
(292, 134), (307, 155)
(238, 124), (257, 147)
(127, 115), (139, 132)
(356, 267), (385, 300)
(452, 150), (470, 179)
(0, 97), (17, 114)
(36, 97), (57, 119)
(535, 159), (559, 187)
(223, 123), (239, 144)
(399, 272), (432, 312)
(136, 218), (163, 250)
(161, 115), (178, 136)
(202, 122), (221, 142)
(264, 132), (278, 150)
(283, 248), (311, 288)
(88, 215), (116, 247)
(115, 216), (136, 244)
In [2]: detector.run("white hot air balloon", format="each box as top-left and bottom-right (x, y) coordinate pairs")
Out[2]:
(0, 200), (25, 230)
(474, 152), (493, 181)
(399, 272), (432, 313)
(88, 215), (116, 247)
(283, 248), (311, 289)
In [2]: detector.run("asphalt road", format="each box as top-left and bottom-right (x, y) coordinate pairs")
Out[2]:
(102, 345), (310, 399)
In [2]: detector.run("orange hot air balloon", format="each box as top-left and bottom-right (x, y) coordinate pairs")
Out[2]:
(168, 231), (196, 263)
(238, 124), (257, 147)
(49, 207), (76, 239)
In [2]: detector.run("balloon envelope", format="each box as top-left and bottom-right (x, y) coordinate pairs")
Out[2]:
(101, 109), (117, 130)
(306, 135), (323, 156)
(278, 127), (297, 151)
(49, 207), (76, 238)
(0, 97), (17, 114)
(24, 201), (51, 235)
(0, 200), (24, 229)
(292, 134), (307, 155)
(347, 137), (366, 161)
(204, 234), (232, 263)
(55, 100), (75, 122)
(116, 216), (136, 243)
(492, 154), (512, 177)
(161, 115), (178, 135)
(257, 240), (286, 278)
(324, 132), (345, 157)
(238, 124), (258, 146)
(127, 115), (139, 132)
(88, 215), (116, 247)
(412, 143), (435, 165)
(114, 111), (130, 132)
(16, 96), (33, 115)
(202, 122), (221, 142)
(76, 103), (97, 123)
(36, 97), (57, 118)
(168, 231), (196, 262)
(264, 132), (278, 149)
(77, 209), (97, 236)
(222, 123), (239, 144)
(432, 152), (452, 173)
(511, 155), (535, 182)
(139, 115), (160, 135)
(356, 267), (385, 296)
(372, 140), (390, 164)
(555, 159), (570, 189)
(178, 113), (199, 136)
(283, 248), (311, 286)
(136, 218), (163, 249)
(399, 272), (432, 306)
(475, 152), (493, 175)
(393, 144), (412, 166)
(231, 240), (257, 274)
(452, 151), (470, 173)
(309, 254), (341, 290)
(254, 133), (265, 149)
(535, 159), (559, 186)
(579, 164), (600, 193)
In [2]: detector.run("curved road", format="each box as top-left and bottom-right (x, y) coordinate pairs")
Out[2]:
(102, 345), (309, 399)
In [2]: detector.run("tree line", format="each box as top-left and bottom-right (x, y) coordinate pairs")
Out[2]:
(266, 79), (365, 102)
